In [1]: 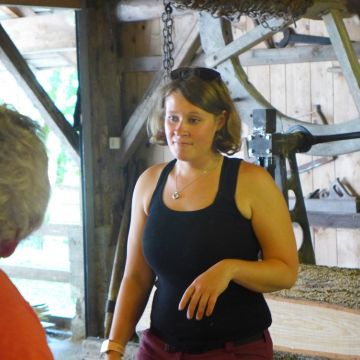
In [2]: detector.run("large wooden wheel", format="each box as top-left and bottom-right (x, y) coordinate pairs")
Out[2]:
(197, 1), (360, 156)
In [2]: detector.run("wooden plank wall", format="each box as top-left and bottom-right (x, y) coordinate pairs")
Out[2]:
(121, 14), (360, 269)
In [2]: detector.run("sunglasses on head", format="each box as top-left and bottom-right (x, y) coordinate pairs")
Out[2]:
(170, 67), (221, 81)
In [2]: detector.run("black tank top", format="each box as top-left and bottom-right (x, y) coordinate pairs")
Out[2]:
(142, 157), (272, 349)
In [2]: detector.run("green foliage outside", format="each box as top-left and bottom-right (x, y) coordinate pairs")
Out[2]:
(39, 69), (79, 185)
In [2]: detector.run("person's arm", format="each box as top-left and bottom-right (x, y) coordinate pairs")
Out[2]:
(226, 161), (299, 292)
(179, 161), (299, 320)
(104, 168), (158, 360)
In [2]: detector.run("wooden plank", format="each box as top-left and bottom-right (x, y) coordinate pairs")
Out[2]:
(121, 42), (360, 72)
(122, 55), (161, 72)
(308, 212), (360, 228)
(308, 18), (337, 267)
(1, 5), (36, 17)
(287, 21), (313, 196)
(1, 12), (76, 53)
(240, 41), (360, 66)
(323, 9), (360, 113)
(135, 19), (159, 97)
(116, 0), (193, 22)
(337, 229), (360, 268)
(120, 22), (138, 122)
(270, 64), (286, 114)
(0, 49), (76, 70)
(267, 295), (360, 359)
(313, 227), (338, 266)
(0, 24), (80, 160)
(1, 265), (70, 282)
(331, 17), (360, 270)
(118, 17), (200, 166)
(245, 18), (271, 104)
(0, 0), (80, 8)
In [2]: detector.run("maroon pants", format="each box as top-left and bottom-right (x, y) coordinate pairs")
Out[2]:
(136, 329), (273, 359)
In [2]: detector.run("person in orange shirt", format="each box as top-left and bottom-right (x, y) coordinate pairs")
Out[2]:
(0, 105), (53, 359)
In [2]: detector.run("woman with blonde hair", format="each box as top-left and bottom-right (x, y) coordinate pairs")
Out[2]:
(104, 67), (299, 359)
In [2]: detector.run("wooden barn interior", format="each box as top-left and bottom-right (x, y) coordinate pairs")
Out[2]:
(0, 0), (359, 359)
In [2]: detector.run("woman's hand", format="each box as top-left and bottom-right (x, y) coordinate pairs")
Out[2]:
(178, 260), (232, 320)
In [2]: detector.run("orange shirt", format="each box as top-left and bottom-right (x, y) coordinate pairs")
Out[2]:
(0, 269), (54, 359)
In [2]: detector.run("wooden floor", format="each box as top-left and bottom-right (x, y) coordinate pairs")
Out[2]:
(267, 296), (360, 359)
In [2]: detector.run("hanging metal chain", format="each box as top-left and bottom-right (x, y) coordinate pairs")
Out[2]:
(162, 0), (175, 78)
(172, 0), (314, 30)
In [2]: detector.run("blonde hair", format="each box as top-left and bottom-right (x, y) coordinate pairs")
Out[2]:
(0, 105), (50, 243)
(147, 71), (242, 155)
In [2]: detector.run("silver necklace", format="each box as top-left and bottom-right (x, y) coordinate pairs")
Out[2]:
(172, 158), (221, 200)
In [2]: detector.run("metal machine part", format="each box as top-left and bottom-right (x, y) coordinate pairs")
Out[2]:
(246, 109), (360, 264)
(246, 109), (315, 264)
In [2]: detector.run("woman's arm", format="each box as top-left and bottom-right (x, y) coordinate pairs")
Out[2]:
(228, 160), (299, 292)
(104, 166), (161, 359)
(179, 160), (299, 320)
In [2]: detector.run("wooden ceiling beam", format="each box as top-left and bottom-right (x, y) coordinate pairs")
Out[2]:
(5, 5), (37, 17)
(117, 0), (193, 22)
(1, 12), (76, 53)
(0, 24), (80, 161)
(0, 6), (22, 17)
(0, 0), (80, 9)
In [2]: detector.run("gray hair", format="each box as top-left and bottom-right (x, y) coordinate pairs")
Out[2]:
(0, 105), (50, 243)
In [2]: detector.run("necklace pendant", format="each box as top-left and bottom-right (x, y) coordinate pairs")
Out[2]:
(172, 191), (180, 200)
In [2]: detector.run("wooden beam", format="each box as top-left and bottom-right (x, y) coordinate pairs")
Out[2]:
(240, 41), (360, 66)
(116, 0), (193, 22)
(1, 265), (70, 282)
(1, 5), (36, 17)
(304, 0), (350, 19)
(0, 50), (77, 70)
(205, 17), (292, 68)
(308, 212), (360, 228)
(267, 296), (360, 359)
(77, 1), (128, 337)
(0, 24), (80, 160)
(323, 8), (360, 113)
(122, 42), (360, 72)
(0, 0), (80, 8)
(0, 12), (76, 70)
(1, 12), (76, 53)
(118, 18), (201, 166)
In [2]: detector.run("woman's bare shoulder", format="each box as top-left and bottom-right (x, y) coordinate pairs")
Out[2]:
(136, 161), (172, 215)
(238, 160), (273, 185)
(138, 162), (169, 186)
(235, 160), (279, 216)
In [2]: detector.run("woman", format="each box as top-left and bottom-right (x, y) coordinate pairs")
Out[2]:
(0, 105), (53, 359)
(103, 67), (299, 359)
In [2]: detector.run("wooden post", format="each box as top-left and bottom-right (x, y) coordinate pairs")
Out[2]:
(77, 0), (126, 337)
(323, 9), (360, 114)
